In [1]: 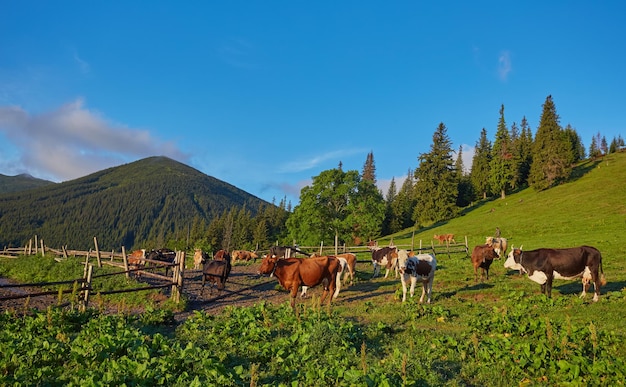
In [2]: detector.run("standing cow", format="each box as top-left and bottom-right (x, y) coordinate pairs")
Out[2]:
(202, 251), (232, 297)
(504, 245), (607, 302)
(371, 246), (398, 278)
(471, 244), (500, 282)
(396, 249), (437, 303)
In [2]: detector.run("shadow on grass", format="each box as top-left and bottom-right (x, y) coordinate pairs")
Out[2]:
(555, 280), (626, 295)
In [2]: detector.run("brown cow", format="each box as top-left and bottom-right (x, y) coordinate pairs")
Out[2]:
(231, 250), (259, 262)
(258, 254), (341, 309)
(336, 252), (357, 285)
(434, 234), (455, 244)
(471, 244), (500, 282)
(193, 249), (208, 270)
(127, 249), (146, 275)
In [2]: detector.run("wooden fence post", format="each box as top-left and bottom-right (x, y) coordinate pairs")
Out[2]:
(121, 246), (130, 279)
(319, 241), (323, 255)
(80, 264), (93, 311)
(93, 237), (102, 268)
(34, 235), (38, 255)
(40, 239), (45, 256)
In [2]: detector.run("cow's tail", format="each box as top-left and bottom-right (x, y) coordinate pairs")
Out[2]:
(600, 259), (607, 286)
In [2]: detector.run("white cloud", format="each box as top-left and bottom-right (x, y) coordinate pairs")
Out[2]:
(498, 50), (512, 81)
(0, 99), (188, 181)
(278, 148), (365, 173)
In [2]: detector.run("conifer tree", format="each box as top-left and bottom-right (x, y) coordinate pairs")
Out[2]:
(517, 117), (534, 187)
(589, 135), (601, 159)
(381, 177), (397, 235)
(389, 169), (416, 233)
(489, 105), (515, 199)
(529, 95), (571, 190)
(412, 123), (458, 226)
(470, 128), (492, 199)
(455, 145), (474, 207)
(362, 151), (376, 183)
(563, 124), (585, 163)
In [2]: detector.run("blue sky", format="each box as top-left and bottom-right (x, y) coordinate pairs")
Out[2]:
(1, 1), (624, 206)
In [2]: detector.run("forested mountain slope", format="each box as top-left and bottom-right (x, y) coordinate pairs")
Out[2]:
(0, 156), (270, 250)
(0, 173), (55, 194)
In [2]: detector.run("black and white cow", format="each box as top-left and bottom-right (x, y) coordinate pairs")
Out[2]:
(396, 249), (437, 303)
(504, 245), (606, 302)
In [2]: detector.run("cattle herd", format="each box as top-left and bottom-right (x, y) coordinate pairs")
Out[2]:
(131, 235), (608, 310)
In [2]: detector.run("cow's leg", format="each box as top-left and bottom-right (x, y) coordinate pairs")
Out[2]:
(300, 286), (308, 298)
(401, 274), (408, 302)
(333, 273), (341, 299)
(485, 267), (489, 281)
(409, 276), (417, 299)
(419, 280), (427, 303)
(372, 262), (380, 278)
(426, 278), (434, 304)
(545, 275), (554, 298)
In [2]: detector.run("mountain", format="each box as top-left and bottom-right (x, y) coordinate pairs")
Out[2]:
(0, 156), (271, 250)
(0, 173), (55, 194)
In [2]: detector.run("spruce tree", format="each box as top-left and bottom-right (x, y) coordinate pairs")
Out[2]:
(412, 123), (458, 226)
(528, 95), (572, 190)
(563, 124), (585, 163)
(455, 145), (474, 207)
(470, 128), (492, 199)
(362, 151), (376, 183)
(489, 104), (515, 199)
(390, 169), (416, 232)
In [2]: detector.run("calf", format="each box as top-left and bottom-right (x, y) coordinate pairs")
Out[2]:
(396, 249), (437, 303)
(371, 246), (398, 278)
(471, 244), (500, 282)
(504, 245), (607, 301)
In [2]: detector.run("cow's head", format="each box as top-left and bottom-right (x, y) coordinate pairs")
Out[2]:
(504, 245), (523, 271)
(258, 255), (278, 276)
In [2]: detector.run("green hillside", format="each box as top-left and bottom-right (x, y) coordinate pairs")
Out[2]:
(383, 152), (625, 263)
(0, 173), (55, 194)
(0, 156), (270, 250)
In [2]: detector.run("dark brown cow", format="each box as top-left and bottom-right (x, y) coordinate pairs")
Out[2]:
(471, 244), (500, 282)
(504, 245), (607, 301)
(258, 254), (341, 309)
(371, 246), (398, 278)
(146, 248), (176, 276)
(202, 251), (232, 297)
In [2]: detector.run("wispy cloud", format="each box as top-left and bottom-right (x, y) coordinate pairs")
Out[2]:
(498, 50), (512, 81)
(278, 148), (365, 173)
(217, 38), (258, 69)
(73, 51), (90, 74)
(0, 99), (188, 181)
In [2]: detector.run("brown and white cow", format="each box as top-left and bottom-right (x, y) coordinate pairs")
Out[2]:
(471, 244), (500, 282)
(127, 249), (146, 274)
(371, 246), (398, 278)
(396, 249), (437, 303)
(504, 245), (607, 302)
(486, 236), (508, 257)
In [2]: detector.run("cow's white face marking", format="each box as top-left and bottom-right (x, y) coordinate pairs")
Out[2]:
(504, 251), (522, 270)
(528, 270), (548, 284)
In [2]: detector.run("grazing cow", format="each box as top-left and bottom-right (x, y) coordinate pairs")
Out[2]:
(504, 245), (607, 302)
(258, 254), (341, 309)
(146, 248), (177, 276)
(231, 250), (259, 262)
(193, 249), (208, 270)
(486, 236), (508, 257)
(433, 234), (447, 244)
(201, 252), (232, 297)
(127, 249), (146, 275)
(471, 244), (500, 282)
(268, 245), (311, 258)
(396, 249), (437, 303)
(371, 246), (398, 278)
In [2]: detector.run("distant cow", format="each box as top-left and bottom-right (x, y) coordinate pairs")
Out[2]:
(471, 244), (500, 282)
(127, 249), (146, 275)
(193, 249), (208, 270)
(371, 246), (398, 278)
(396, 249), (437, 303)
(202, 252), (232, 297)
(146, 248), (177, 276)
(258, 254), (341, 310)
(268, 245), (311, 258)
(231, 250), (259, 262)
(486, 237), (508, 257)
(504, 245), (607, 302)
(434, 234), (455, 244)
(213, 249), (231, 262)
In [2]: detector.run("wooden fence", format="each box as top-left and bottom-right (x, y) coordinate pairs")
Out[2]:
(0, 236), (187, 310)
